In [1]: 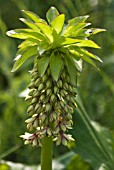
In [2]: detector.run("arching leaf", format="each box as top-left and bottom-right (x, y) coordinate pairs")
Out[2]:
(11, 46), (38, 72)
(22, 10), (46, 24)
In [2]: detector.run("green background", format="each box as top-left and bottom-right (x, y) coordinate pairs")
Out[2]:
(0, 0), (114, 169)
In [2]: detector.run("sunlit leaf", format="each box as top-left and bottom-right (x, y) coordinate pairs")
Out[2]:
(6, 29), (46, 41)
(50, 52), (63, 81)
(19, 18), (40, 31)
(37, 55), (50, 77)
(81, 54), (98, 70)
(91, 28), (106, 35)
(61, 38), (82, 46)
(22, 10), (46, 24)
(68, 15), (89, 26)
(36, 22), (53, 42)
(11, 46), (38, 72)
(37, 41), (49, 55)
(62, 23), (91, 37)
(46, 6), (59, 24)
(77, 40), (101, 48)
(51, 14), (65, 34)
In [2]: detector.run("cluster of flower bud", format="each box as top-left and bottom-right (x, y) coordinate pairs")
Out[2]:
(21, 58), (77, 147)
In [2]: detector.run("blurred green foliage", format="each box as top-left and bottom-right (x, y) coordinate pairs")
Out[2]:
(0, 0), (114, 169)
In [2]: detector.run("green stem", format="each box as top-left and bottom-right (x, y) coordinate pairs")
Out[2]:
(41, 136), (53, 170)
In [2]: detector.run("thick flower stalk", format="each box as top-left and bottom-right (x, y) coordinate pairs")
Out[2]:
(7, 7), (105, 147)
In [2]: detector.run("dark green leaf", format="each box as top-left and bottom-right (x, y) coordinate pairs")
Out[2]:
(63, 54), (77, 86)
(11, 46), (38, 72)
(51, 14), (65, 34)
(50, 52), (63, 81)
(70, 94), (114, 170)
(37, 55), (50, 77)
(46, 6), (59, 24)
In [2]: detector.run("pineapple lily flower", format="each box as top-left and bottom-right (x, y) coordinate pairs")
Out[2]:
(6, 7), (105, 147)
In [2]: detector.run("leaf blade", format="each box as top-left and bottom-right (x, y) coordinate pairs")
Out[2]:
(37, 55), (50, 77)
(50, 52), (63, 81)
(11, 46), (38, 72)
(51, 14), (65, 34)
(46, 6), (59, 24)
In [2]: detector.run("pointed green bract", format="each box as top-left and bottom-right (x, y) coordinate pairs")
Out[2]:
(46, 6), (59, 24)
(36, 22), (53, 42)
(37, 55), (50, 77)
(19, 18), (40, 31)
(77, 40), (101, 49)
(50, 52), (63, 81)
(22, 10), (46, 24)
(7, 29), (46, 42)
(68, 15), (89, 26)
(64, 54), (77, 86)
(51, 14), (65, 34)
(11, 46), (38, 72)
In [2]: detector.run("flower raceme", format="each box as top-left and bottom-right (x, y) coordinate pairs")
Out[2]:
(6, 7), (105, 147)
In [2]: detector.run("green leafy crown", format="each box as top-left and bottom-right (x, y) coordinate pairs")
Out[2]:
(6, 6), (105, 86)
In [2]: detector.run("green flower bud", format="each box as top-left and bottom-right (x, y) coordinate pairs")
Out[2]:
(28, 110), (35, 116)
(47, 127), (52, 136)
(32, 138), (38, 147)
(28, 82), (35, 89)
(24, 139), (31, 145)
(29, 89), (35, 96)
(62, 137), (68, 146)
(27, 123), (34, 131)
(27, 105), (34, 113)
(39, 94), (45, 102)
(35, 78), (41, 87)
(50, 94), (56, 102)
(35, 103), (40, 111)
(42, 73), (48, 82)
(46, 88), (52, 96)
(33, 119), (38, 128)
(33, 90), (39, 97)
(45, 103), (51, 112)
(57, 79), (62, 88)
(25, 117), (35, 123)
(31, 97), (37, 104)
(60, 123), (66, 131)
(64, 82), (69, 90)
(54, 86), (59, 94)
(46, 79), (52, 88)
(38, 83), (44, 91)
(56, 135), (61, 145)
